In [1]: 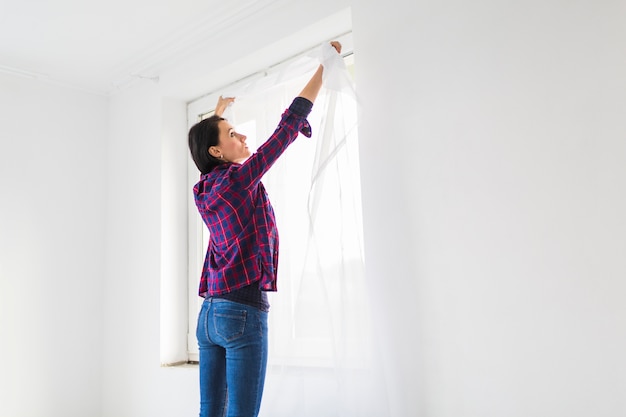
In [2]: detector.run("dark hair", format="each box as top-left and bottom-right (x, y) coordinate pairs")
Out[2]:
(188, 115), (226, 174)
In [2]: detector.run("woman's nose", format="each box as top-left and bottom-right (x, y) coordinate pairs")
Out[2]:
(238, 133), (247, 142)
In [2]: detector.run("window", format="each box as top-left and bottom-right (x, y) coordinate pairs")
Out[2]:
(186, 37), (370, 369)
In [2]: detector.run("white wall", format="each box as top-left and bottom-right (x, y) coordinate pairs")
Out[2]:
(0, 73), (108, 417)
(101, 79), (200, 417)
(353, 1), (626, 416)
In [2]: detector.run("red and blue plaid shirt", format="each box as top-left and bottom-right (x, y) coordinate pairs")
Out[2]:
(193, 97), (313, 297)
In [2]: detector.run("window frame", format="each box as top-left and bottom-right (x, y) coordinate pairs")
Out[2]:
(185, 34), (356, 363)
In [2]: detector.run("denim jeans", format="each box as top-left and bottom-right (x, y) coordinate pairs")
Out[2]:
(196, 297), (269, 417)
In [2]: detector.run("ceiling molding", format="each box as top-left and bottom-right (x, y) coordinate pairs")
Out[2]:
(0, 64), (50, 80)
(106, 0), (284, 95)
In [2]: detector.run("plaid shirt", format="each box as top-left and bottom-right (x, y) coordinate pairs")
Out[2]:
(193, 97), (313, 297)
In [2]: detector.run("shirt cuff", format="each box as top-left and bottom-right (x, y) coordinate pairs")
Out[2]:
(289, 97), (313, 118)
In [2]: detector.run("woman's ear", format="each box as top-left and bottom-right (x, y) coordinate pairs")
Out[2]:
(208, 146), (221, 158)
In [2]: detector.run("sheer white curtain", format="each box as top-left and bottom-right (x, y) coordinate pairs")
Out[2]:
(217, 48), (388, 416)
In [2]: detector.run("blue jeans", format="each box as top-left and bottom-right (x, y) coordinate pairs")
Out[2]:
(196, 297), (269, 417)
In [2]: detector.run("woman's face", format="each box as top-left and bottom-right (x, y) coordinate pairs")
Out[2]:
(213, 120), (251, 164)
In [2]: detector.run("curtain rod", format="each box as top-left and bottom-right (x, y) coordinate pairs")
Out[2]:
(193, 30), (353, 103)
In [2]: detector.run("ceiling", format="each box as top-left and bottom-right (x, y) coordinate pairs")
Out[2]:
(0, 0), (342, 97)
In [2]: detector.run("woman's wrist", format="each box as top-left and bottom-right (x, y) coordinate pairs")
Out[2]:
(290, 97), (313, 117)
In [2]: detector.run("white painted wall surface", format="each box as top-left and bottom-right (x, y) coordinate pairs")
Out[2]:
(0, 73), (107, 417)
(353, 1), (626, 416)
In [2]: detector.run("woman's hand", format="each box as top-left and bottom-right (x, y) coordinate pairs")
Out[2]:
(215, 96), (235, 117)
(330, 41), (342, 54)
(297, 40), (343, 103)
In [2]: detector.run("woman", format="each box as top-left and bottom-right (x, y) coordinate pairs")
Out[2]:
(188, 41), (342, 417)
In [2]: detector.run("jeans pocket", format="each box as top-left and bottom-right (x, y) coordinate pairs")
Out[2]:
(214, 307), (247, 342)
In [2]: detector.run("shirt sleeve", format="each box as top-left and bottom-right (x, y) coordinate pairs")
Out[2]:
(227, 97), (314, 187)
